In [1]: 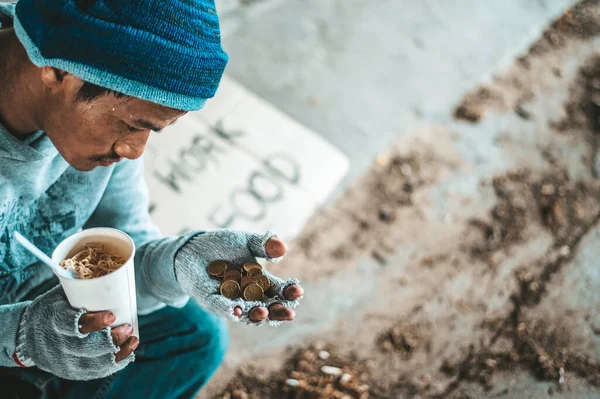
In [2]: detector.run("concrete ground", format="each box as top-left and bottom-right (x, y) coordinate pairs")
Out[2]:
(200, 1), (600, 398)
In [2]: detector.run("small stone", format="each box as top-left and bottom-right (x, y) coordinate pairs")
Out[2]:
(376, 154), (390, 166)
(454, 104), (483, 123)
(421, 373), (432, 384)
(515, 103), (531, 120)
(231, 390), (248, 399)
(552, 67), (562, 78)
(421, 256), (434, 266)
(541, 184), (555, 195)
(318, 350), (330, 360)
(285, 379), (300, 387)
(372, 250), (388, 265)
(321, 365), (343, 376)
(340, 373), (352, 383)
(559, 367), (565, 385)
(559, 245), (570, 257)
(548, 32), (560, 45)
(379, 210), (393, 222)
(400, 164), (413, 176)
(485, 358), (497, 369)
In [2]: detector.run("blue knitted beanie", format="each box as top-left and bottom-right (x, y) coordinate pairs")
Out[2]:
(13, 0), (229, 111)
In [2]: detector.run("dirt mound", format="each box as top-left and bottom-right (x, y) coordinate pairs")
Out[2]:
(468, 170), (600, 262)
(440, 319), (600, 394)
(468, 170), (534, 260)
(552, 54), (600, 177)
(552, 54), (600, 133)
(376, 322), (424, 360)
(453, 88), (503, 123)
(531, 172), (600, 239)
(212, 344), (383, 399)
(531, 0), (600, 56)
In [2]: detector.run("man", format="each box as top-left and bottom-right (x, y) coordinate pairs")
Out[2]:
(0, 1), (303, 398)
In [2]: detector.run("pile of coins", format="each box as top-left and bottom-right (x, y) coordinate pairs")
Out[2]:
(207, 260), (271, 301)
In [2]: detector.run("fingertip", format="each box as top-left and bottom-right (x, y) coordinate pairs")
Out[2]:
(284, 285), (304, 300)
(104, 312), (116, 325)
(110, 324), (133, 347)
(267, 304), (295, 321)
(115, 336), (138, 363)
(233, 307), (243, 317)
(249, 306), (268, 321)
(266, 237), (287, 259)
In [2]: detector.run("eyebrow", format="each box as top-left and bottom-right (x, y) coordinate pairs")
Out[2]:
(132, 119), (164, 132)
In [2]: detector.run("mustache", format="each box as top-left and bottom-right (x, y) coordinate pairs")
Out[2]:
(91, 151), (121, 162)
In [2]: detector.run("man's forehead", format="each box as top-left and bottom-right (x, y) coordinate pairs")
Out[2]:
(122, 98), (187, 129)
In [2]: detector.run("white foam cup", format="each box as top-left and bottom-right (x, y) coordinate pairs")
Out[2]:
(51, 228), (139, 338)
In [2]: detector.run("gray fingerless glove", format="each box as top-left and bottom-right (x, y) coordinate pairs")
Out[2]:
(14, 285), (133, 380)
(174, 230), (300, 326)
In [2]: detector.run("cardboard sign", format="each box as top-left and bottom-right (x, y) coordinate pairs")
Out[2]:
(143, 76), (349, 240)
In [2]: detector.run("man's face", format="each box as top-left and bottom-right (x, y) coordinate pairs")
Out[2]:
(41, 72), (186, 171)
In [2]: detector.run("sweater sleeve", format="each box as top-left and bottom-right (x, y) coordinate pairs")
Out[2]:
(0, 301), (29, 367)
(84, 158), (191, 315)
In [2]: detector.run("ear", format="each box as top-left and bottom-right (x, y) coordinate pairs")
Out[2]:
(40, 67), (84, 99)
(40, 66), (67, 89)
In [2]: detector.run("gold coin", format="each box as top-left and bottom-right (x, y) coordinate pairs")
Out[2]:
(223, 270), (242, 282)
(220, 280), (240, 299)
(255, 275), (271, 291)
(207, 260), (228, 277)
(242, 261), (262, 273)
(240, 276), (252, 285)
(243, 283), (264, 301)
(240, 277), (255, 291)
(247, 268), (263, 277)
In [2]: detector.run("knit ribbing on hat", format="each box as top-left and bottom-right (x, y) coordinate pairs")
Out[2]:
(14, 0), (228, 111)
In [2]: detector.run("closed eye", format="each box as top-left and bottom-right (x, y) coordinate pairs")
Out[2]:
(124, 118), (166, 133)
(123, 122), (146, 133)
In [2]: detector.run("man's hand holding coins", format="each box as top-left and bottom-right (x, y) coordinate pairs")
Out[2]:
(174, 230), (303, 325)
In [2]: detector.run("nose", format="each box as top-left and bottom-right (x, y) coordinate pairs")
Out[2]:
(114, 131), (150, 160)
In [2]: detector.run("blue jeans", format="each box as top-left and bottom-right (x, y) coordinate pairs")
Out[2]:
(1, 299), (229, 399)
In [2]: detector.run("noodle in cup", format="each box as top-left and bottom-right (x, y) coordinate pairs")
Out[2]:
(52, 228), (139, 338)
